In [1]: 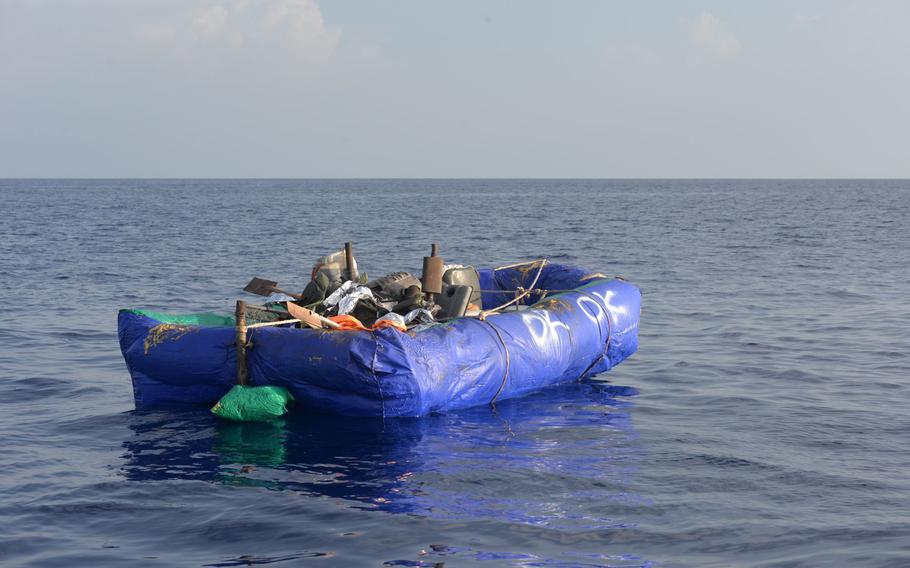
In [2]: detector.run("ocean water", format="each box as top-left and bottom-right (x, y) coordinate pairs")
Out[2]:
(1, 179), (908, 567)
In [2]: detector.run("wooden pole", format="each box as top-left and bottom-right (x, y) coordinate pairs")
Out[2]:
(235, 300), (249, 386)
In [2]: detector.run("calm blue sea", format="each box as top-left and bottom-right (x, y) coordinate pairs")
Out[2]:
(1, 179), (908, 567)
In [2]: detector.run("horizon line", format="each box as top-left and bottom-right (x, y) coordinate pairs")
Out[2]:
(2, 177), (909, 181)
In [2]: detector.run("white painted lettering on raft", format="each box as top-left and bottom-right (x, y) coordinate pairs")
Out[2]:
(577, 295), (605, 326)
(519, 310), (571, 349)
(596, 289), (627, 319)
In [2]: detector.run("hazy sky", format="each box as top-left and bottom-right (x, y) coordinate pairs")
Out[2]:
(1, 1), (908, 177)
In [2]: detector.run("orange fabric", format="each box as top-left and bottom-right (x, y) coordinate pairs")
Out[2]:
(327, 315), (406, 333)
(372, 319), (408, 332)
(328, 315), (369, 331)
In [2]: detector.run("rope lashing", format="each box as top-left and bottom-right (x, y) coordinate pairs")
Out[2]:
(479, 259), (549, 320)
(572, 290), (614, 380)
(480, 318), (511, 405)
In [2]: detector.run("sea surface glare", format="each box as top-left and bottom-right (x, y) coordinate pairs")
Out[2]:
(1, 179), (908, 567)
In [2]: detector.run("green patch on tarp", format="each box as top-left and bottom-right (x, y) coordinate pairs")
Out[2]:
(211, 385), (295, 422)
(125, 309), (235, 327)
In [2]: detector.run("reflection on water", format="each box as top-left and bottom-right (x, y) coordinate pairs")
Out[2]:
(120, 381), (643, 530)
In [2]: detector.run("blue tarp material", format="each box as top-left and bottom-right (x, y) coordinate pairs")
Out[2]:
(118, 263), (641, 417)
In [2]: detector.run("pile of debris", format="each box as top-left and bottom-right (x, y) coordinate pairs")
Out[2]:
(241, 242), (482, 333)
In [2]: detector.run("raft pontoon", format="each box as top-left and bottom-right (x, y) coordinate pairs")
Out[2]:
(118, 263), (641, 417)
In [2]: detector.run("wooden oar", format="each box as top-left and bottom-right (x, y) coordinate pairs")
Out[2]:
(243, 277), (304, 300)
(286, 302), (341, 330)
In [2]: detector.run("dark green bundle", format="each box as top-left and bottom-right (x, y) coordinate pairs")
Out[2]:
(211, 385), (294, 422)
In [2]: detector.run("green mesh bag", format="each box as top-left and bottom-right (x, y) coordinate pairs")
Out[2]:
(211, 385), (294, 422)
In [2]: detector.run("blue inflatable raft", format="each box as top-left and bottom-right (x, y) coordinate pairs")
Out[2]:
(118, 263), (641, 417)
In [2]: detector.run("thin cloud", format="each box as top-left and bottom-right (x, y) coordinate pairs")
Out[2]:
(691, 12), (741, 61)
(795, 14), (822, 25)
(139, 0), (340, 69)
(193, 5), (229, 38)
